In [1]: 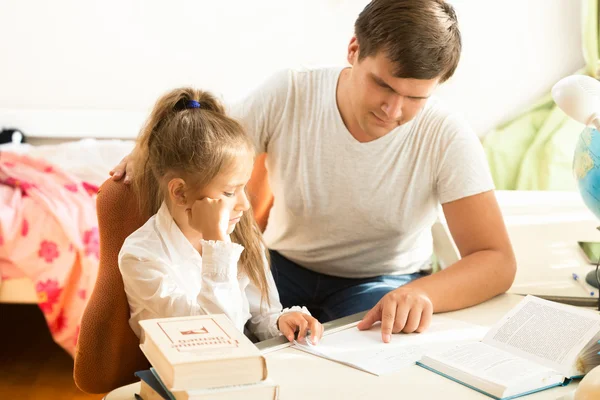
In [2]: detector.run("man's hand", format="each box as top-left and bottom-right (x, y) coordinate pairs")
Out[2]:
(278, 312), (323, 344)
(357, 286), (433, 343)
(109, 153), (135, 184)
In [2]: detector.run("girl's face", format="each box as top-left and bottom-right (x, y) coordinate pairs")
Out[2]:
(189, 156), (254, 234)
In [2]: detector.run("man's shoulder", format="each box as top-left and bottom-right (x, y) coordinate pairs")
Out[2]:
(417, 96), (474, 137)
(420, 96), (458, 122)
(275, 65), (343, 87)
(246, 66), (341, 115)
(234, 66), (340, 106)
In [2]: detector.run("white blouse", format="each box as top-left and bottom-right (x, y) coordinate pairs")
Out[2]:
(118, 202), (307, 341)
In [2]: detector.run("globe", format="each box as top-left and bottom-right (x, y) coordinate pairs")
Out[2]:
(574, 127), (600, 221)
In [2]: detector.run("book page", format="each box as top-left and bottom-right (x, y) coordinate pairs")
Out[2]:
(293, 315), (487, 376)
(422, 341), (558, 387)
(483, 295), (600, 376)
(420, 342), (564, 397)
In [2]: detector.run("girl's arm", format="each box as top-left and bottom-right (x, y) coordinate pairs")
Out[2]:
(244, 255), (310, 342)
(119, 240), (247, 327)
(196, 240), (246, 324)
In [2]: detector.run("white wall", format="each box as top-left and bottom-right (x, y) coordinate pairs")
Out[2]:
(0, 0), (585, 138)
(439, 0), (584, 134)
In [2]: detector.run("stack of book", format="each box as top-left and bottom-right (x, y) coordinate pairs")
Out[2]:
(135, 314), (279, 400)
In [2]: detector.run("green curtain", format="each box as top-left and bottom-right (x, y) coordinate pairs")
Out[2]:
(583, 0), (599, 78)
(482, 0), (597, 191)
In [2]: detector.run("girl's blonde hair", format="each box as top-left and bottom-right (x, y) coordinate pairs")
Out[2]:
(133, 87), (271, 305)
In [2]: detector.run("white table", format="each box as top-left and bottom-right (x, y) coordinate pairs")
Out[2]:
(105, 293), (580, 400)
(105, 190), (594, 399)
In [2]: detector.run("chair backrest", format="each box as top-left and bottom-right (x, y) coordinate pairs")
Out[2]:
(74, 179), (150, 394)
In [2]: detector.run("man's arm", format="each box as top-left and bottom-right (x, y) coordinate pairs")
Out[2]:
(247, 153), (273, 232)
(414, 190), (516, 311)
(358, 190), (516, 342)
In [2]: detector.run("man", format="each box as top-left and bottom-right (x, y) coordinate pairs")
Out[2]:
(112, 0), (516, 343)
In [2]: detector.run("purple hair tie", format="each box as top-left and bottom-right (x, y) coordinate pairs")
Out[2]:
(187, 100), (201, 109)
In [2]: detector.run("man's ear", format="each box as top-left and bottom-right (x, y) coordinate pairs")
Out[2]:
(347, 36), (359, 65)
(167, 178), (187, 206)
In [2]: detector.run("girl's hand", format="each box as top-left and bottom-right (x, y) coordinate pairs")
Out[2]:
(278, 312), (323, 345)
(186, 198), (230, 241)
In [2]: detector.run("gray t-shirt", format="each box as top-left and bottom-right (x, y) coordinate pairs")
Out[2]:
(231, 67), (495, 278)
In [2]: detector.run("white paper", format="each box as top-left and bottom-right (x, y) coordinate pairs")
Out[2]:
(292, 316), (487, 376)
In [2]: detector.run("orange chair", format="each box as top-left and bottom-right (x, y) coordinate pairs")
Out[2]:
(73, 179), (150, 394)
(74, 154), (274, 394)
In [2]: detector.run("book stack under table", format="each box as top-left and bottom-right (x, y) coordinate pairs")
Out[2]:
(135, 314), (278, 400)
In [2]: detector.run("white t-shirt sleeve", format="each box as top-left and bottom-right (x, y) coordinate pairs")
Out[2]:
(435, 116), (495, 204)
(229, 69), (291, 153)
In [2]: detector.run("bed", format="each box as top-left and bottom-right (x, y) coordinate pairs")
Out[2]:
(0, 138), (135, 304)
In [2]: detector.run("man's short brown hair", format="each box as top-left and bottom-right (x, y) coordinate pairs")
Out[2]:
(355, 0), (461, 83)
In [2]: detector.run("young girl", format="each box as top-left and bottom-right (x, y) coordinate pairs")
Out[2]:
(118, 88), (322, 344)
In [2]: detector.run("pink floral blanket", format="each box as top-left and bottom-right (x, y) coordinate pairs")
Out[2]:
(0, 151), (99, 356)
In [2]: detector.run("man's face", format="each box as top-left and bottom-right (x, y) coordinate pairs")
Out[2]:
(345, 38), (440, 141)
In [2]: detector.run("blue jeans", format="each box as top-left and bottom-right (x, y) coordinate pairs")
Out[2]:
(270, 250), (424, 323)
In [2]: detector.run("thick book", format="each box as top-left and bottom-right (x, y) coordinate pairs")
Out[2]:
(417, 295), (600, 400)
(135, 369), (279, 400)
(139, 314), (268, 391)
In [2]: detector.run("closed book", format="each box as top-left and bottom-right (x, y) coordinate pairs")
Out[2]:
(139, 314), (267, 391)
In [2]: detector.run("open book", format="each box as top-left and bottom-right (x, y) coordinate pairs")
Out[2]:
(417, 295), (600, 400)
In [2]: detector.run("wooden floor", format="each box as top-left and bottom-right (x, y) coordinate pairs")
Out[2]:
(0, 303), (104, 400)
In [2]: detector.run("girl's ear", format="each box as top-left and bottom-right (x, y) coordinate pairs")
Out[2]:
(167, 178), (187, 206)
